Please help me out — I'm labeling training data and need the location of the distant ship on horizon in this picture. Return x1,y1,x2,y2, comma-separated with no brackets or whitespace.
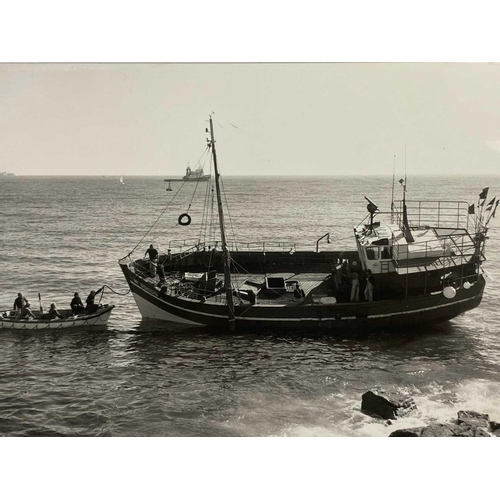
164,164,210,184
0,171,15,177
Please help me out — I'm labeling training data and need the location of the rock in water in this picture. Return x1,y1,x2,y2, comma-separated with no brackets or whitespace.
361,390,417,420
389,410,495,437
489,421,500,436
456,410,490,428
389,427,425,437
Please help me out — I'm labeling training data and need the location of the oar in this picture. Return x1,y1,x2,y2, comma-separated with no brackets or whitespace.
38,293,44,313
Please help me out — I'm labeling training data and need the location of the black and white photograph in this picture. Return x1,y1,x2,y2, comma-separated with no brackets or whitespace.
1,2,498,499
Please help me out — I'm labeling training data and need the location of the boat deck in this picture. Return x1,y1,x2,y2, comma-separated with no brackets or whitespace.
143,271,334,306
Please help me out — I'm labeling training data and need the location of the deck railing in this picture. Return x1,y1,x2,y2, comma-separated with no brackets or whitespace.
394,200,472,231
167,239,298,254
391,229,477,272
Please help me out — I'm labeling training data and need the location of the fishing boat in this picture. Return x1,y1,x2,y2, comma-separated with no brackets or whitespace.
0,304,115,330
119,117,496,332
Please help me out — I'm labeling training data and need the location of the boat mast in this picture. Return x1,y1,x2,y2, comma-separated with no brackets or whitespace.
209,115,236,330
391,154,396,224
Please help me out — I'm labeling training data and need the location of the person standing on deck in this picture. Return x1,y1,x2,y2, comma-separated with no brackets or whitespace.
364,270,374,302
156,260,166,282
145,244,158,261
145,245,159,277
350,272,360,302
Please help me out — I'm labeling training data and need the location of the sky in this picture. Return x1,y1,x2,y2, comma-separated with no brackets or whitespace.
2,62,500,177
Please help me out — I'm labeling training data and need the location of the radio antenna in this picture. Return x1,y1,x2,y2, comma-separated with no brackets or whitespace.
404,144,407,189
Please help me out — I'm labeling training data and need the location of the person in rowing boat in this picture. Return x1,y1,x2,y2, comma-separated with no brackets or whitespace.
86,287,104,314
13,292,27,312
16,301,36,320
48,303,64,320
70,293,85,315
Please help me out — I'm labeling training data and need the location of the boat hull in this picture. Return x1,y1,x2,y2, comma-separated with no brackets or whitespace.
164,176,211,182
183,175,210,182
0,305,115,330
120,263,484,331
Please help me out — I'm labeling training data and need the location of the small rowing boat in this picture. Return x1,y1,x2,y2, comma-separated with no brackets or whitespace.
0,304,115,330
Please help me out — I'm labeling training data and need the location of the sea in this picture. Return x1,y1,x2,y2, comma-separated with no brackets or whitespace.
1,174,500,438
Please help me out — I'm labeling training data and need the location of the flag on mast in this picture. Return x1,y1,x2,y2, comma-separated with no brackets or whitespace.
485,196,496,211
485,199,499,226
487,200,499,222
479,187,489,206
492,200,499,218
468,204,475,215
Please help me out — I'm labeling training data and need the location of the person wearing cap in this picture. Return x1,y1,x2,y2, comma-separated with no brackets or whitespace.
47,303,64,320
86,287,104,313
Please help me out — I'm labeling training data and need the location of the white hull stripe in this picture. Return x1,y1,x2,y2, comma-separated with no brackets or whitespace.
366,296,476,319
131,281,478,323
237,296,477,322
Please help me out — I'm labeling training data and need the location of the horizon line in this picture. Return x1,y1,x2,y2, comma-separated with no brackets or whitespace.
4,173,500,178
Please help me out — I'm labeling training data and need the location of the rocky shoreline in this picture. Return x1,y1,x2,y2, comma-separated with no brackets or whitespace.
361,390,500,437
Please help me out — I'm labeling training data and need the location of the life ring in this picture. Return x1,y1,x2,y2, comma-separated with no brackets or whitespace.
178,213,191,226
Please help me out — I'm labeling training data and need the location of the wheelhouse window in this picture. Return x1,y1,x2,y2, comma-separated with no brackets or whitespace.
366,247,380,260
381,246,392,260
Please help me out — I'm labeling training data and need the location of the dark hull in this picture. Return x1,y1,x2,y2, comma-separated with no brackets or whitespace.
120,263,484,332
164,176,211,182
183,175,210,181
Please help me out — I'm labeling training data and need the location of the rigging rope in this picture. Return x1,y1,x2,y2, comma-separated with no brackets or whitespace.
125,146,211,258
209,177,216,244
220,176,238,250
199,153,214,245
199,178,211,244
184,149,209,215
127,179,189,256
103,285,131,296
